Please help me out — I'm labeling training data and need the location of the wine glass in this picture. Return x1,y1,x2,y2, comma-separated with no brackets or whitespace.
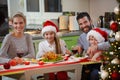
71,46,78,55
16,48,24,58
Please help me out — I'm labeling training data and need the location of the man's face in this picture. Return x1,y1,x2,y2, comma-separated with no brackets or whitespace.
77,16,92,33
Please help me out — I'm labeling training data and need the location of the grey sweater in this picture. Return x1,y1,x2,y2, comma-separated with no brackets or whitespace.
0,33,35,63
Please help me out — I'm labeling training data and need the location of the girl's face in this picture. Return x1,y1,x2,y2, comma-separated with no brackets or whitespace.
89,35,98,46
44,31,55,43
12,17,25,33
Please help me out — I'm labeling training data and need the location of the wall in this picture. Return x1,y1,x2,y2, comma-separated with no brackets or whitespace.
62,0,89,12
90,0,118,26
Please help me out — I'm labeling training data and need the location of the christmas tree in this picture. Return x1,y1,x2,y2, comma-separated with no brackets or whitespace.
99,0,120,80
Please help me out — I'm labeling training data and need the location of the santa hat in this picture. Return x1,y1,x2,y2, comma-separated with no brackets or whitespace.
41,20,59,36
87,28,108,43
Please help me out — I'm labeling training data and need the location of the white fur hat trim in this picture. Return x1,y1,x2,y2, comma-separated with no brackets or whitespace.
87,30,105,43
41,26,56,36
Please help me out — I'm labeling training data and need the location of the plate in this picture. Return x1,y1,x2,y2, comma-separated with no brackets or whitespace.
23,58,38,64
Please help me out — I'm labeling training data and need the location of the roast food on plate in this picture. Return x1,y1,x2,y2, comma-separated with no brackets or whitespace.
41,51,63,62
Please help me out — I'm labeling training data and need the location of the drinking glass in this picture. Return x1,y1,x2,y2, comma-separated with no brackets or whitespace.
16,48,24,58
71,46,78,55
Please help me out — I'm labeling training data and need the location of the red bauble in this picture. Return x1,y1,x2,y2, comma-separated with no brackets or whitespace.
110,22,118,32
111,72,120,80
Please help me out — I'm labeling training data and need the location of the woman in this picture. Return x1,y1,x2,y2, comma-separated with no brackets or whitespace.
0,12,35,80
0,12,35,63
36,20,70,80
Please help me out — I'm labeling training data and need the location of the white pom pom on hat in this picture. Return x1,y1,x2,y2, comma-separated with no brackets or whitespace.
87,28,108,43
41,20,59,36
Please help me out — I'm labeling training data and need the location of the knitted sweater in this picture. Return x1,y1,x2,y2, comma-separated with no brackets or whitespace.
0,33,35,63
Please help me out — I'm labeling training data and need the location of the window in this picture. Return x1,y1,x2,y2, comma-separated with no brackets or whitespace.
26,0,39,12
44,0,62,12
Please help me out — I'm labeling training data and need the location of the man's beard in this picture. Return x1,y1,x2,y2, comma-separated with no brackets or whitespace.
81,25,92,33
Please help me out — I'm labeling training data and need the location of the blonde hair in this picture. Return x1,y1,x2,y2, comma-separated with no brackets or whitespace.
54,36,62,54
12,12,26,24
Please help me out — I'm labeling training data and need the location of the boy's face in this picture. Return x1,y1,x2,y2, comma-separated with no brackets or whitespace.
44,31,55,43
77,16,92,33
89,35,98,46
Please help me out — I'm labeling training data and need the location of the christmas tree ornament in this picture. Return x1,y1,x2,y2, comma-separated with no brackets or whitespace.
114,5,120,15
118,47,120,49
115,31,120,41
111,58,120,64
110,21,118,32
100,70,109,80
110,30,115,37
109,52,114,55
111,71,120,80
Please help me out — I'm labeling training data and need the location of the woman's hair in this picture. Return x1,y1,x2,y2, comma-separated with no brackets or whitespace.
12,12,26,23
54,36,62,54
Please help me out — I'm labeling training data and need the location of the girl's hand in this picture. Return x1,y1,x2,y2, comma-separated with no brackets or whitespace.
65,49,71,54
87,45,98,55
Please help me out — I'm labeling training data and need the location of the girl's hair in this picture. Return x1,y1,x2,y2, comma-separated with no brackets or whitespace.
54,36,62,54
12,12,26,23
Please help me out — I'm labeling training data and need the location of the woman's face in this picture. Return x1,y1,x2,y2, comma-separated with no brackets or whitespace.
44,31,55,43
89,35,98,46
12,17,25,33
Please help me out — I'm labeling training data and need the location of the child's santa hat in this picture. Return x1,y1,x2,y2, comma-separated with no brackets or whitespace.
41,20,59,36
87,28,108,43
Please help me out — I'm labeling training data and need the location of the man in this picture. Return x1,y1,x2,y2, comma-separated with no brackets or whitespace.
76,12,110,80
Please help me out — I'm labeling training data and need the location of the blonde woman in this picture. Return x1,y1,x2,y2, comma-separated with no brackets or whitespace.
0,12,35,80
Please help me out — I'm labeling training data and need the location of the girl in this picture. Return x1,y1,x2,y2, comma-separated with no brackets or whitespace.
36,20,70,80
87,28,108,61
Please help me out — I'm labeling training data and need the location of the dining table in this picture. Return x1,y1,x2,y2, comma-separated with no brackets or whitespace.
0,56,101,80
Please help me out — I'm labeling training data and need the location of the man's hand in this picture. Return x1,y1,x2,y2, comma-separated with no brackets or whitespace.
75,46,83,54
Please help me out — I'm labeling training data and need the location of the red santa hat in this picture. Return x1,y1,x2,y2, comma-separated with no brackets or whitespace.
87,28,108,43
41,20,59,36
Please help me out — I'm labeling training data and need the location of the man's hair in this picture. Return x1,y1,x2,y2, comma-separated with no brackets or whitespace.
76,12,91,21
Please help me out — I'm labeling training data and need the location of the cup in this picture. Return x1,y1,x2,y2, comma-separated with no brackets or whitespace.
71,46,78,55
16,48,24,58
